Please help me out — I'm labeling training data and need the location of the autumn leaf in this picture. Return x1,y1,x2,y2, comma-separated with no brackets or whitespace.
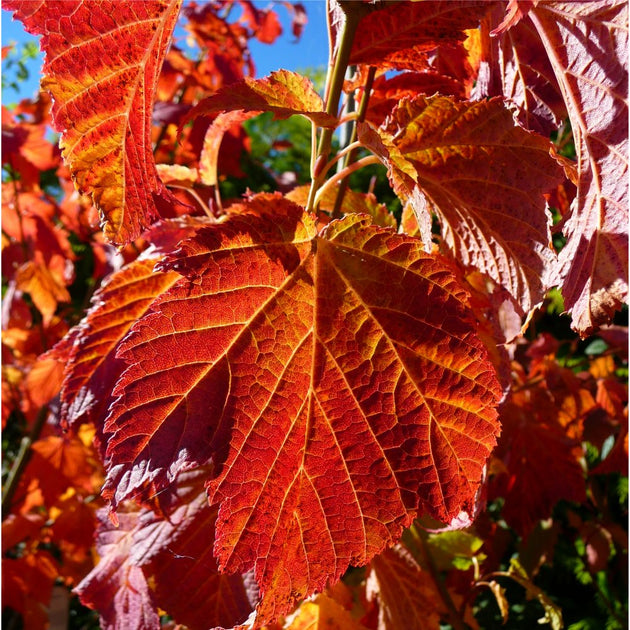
286,593,368,630
59,218,205,433
75,508,160,630
527,1,629,335
359,95,565,315
76,469,256,630
366,544,444,630
186,69,338,128
6,0,182,246
60,258,180,433
199,110,260,187
97,195,501,625
15,261,71,325
489,366,588,537
365,72,466,127
286,184,396,229
347,1,489,72
472,3,566,135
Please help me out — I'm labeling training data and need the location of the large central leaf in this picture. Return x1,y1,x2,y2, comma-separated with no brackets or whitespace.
103,196,501,624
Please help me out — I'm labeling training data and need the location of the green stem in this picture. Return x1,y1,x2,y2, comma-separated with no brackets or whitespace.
306,3,363,214
331,65,376,218
2,406,48,517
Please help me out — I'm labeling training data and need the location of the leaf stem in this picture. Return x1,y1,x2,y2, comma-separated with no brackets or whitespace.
167,184,214,219
314,155,380,209
306,2,363,214
331,65,376,218
2,405,48,517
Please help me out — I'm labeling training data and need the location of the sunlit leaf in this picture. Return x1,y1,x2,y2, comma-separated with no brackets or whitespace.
186,70,338,128
529,1,629,335
285,592,368,630
359,95,565,314
98,194,501,624
6,0,183,245
59,218,204,431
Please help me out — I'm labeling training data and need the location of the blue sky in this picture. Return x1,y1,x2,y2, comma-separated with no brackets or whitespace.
2,1,330,101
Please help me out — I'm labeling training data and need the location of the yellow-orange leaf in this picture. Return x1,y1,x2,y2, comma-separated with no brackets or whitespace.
7,0,182,246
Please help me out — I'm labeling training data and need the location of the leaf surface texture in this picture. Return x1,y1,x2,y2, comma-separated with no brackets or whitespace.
6,0,182,245
100,196,501,623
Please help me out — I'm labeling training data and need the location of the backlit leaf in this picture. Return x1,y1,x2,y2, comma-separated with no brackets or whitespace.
528,1,629,335
60,258,180,432
101,195,501,624
199,110,260,187
359,95,565,314
285,593,368,630
186,70,338,128
59,218,204,432
6,0,182,245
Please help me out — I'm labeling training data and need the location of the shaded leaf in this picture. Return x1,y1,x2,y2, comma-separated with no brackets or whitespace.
359,95,565,314
529,1,629,335
6,0,183,245
76,469,255,630
366,544,444,630
140,470,258,630
426,530,484,571
474,4,567,135
75,509,160,630
348,1,488,71
100,194,501,625
507,558,563,630
187,70,338,128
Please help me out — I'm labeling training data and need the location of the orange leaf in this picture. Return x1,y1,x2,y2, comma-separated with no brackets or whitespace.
96,195,501,625
359,95,565,315
6,0,183,245
286,593,368,630
15,261,71,325
199,110,260,187
186,69,338,128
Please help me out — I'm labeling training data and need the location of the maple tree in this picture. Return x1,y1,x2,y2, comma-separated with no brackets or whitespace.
1,1,627,629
